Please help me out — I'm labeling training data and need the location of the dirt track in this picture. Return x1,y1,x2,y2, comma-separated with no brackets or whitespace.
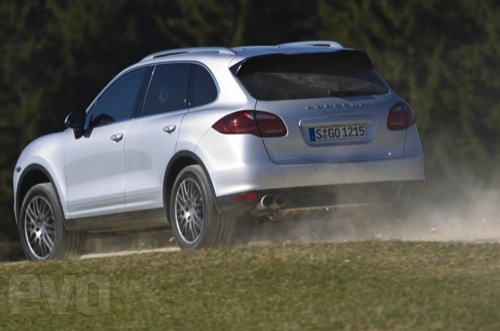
4,188,500,263
78,207,500,261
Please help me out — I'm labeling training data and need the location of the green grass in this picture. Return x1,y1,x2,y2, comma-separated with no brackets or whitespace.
1,241,499,330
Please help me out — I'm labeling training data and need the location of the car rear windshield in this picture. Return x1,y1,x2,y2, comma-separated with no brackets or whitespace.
234,50,389,101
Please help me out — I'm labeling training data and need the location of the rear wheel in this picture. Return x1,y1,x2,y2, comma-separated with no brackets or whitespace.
170,165,234,249
19,183,84,261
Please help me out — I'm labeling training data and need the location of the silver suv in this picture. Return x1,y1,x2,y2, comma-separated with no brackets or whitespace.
13,41,424,260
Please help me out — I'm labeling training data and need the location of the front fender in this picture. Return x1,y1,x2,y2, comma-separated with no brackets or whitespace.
13,131,72,220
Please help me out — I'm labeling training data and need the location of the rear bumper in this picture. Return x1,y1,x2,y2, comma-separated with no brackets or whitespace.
216,179,425,217
210,153,425,198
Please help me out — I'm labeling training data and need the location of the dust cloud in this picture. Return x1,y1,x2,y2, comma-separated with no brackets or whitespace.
237,186,500,245
83,183,500,257
83,231,175,256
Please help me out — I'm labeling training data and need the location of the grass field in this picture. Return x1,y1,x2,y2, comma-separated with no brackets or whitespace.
1,241,499,330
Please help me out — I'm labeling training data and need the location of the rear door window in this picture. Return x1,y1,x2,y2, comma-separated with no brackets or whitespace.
234,50,388,101
141,63,190,116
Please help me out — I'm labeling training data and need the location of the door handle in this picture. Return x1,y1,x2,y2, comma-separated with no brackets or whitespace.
111,133,124,142
163,125,177,134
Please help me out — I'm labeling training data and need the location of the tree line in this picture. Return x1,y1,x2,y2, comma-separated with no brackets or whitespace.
1,0,500,241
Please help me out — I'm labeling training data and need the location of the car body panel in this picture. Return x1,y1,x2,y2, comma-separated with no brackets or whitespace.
64,121,131,218
14,132,71,218
196,126,424,198
124,110,186,211
255,95,407,164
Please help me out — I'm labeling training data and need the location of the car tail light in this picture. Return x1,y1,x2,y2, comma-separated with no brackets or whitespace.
231,192,258,203
387,101,416,130
213,111,287,137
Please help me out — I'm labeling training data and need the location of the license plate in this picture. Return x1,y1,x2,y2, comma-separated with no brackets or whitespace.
309,125,366,141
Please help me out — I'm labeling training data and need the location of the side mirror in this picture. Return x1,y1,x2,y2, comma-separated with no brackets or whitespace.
64,110,86,139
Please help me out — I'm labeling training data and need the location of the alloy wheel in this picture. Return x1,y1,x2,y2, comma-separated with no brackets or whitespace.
174,178,205,244
23,196,56,259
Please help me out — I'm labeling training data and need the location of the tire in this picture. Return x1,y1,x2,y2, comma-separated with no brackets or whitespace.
18,183,84,261
170,165,235,249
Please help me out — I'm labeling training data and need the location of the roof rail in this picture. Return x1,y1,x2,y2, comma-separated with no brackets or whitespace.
141,47,236,62
278,40,343,48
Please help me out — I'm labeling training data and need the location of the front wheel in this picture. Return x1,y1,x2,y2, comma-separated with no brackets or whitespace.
19,183,84,261
170,165,234,249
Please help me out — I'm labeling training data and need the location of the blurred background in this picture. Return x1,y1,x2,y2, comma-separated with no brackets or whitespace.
1,0,500,258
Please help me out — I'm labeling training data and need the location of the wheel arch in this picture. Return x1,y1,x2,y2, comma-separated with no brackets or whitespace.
163,151,216,216
15,164,59,223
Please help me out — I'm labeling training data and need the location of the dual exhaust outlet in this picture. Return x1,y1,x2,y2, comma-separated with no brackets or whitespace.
256,193,288,212
251,185,420,217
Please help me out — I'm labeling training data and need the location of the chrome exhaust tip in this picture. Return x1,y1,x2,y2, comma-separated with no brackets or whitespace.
256,194,274,210
271,193,288,210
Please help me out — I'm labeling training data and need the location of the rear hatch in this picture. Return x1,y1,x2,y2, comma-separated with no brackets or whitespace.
234,50,406,164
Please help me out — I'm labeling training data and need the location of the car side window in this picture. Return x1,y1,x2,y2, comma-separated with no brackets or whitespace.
89,67,148,127
190,64,217,107
141,64,190,116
